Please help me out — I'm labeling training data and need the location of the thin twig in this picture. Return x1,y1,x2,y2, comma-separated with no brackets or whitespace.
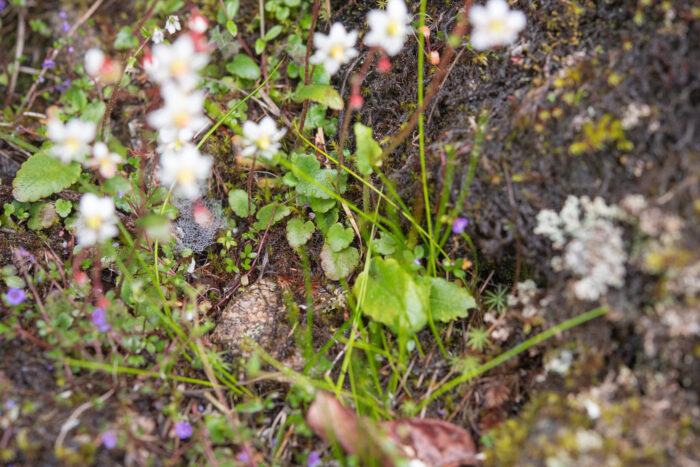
4,7,25,108
297,0,322,136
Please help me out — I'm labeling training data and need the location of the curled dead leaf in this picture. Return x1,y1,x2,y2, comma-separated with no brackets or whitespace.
306,392,478,466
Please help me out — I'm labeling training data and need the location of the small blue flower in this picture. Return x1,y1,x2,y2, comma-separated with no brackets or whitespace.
307,451,321,467
91,308,111,332
62,22,70,32
452,217,468,234
42,58,55,69
174,420,193,439
236,450,249,463
0,1,7,13
101,430,118,449
59,11,67,20
5,288,26,306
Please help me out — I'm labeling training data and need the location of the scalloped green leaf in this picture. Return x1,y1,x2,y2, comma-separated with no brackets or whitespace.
294,84,344,110
354,123,382,175
286,217,315,248
320,244,359,281
326,223,354,252
353,257,430,333
429,277,476,323
12,151,81,202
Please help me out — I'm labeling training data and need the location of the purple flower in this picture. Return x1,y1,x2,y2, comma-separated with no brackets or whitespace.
91,308,111,332
307,451,321,467
5,399,16,410
62,22,70,32
413,258,421,266
236,451,249,463
5,288,26,306
101,430,118,449
452,217,469,234
68,46,74,53
174,420,193,439
42,58,55,69
0,1,6,13
59,11,67,20
38,76,45,83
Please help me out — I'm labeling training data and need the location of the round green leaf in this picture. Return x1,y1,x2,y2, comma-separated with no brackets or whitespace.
286,217,315,248
13,151,82,202
294,84,344,110
227,54,261,80
320,244,359,281
228,189,254,217
353,257,429,333
429,277,476,323
326,223,354,252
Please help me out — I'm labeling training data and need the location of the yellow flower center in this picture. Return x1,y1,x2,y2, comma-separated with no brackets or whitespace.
174,111,191,128
170,59,188,76
86,215,102,230
488,20,506,34
65,138,80,153
177,168,196,185
330,45,345,61
387,20,400,36
257,137,271,150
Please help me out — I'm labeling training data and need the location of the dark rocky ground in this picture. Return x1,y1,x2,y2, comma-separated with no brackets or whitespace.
1,0,698,465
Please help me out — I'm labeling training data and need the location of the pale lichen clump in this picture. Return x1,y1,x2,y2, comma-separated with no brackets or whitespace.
535,195,626,301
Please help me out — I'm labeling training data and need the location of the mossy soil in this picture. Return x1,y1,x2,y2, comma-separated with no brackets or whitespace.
1,0,698,465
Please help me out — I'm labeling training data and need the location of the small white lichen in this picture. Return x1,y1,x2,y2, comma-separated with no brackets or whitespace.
535,196,627,301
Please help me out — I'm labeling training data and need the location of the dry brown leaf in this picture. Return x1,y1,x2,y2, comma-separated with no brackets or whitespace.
306,392,478,466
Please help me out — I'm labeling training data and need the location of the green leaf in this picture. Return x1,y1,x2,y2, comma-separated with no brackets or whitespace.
114,27,138,50
264,25,283,41
12,151,81,202
294,84,344,110
225,20,238,37
429,277,476,323
286,217,315,248
371,232,396,255
55,199,72,218
81,101,106,123
292,154,345,200
62,87,87,114
227,54,261,80
254,203,291,230
228,189,254,217
255,38,266,55
320,244,359,280
353,257,430,333
309,197,335,213
326,223,353,252
217,0,240,23
354,123,383,175
27,202,58,230
314,207,338,235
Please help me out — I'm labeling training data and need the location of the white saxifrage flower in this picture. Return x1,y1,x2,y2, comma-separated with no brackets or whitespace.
147,35,209,90
310,23,358,75
240,116,286,160
188,12,209,34
84,48,105,77
364,0,412,56
158,144,212,199
88,142,123,178
84,48,120,83
147,83,209,145
47,117,96,163
469,0,526,50
165,15,181,35
152,26,165,44
76,193,118,246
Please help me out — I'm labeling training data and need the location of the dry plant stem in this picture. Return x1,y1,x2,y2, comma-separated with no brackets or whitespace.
4,8,25,108
98,0,158,139
297,0,322,136
12,0,107,125
247,152,258,223
336,50,376,190
380,0,473,159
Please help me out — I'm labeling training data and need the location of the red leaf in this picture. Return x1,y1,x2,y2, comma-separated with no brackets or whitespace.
306,392,478,466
